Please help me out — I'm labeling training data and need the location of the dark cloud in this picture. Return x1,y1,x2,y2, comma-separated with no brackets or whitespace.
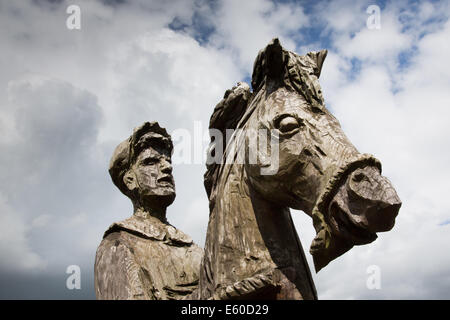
100,0,127,7
2,78,103,213
0,269,95,299
0,77,112,285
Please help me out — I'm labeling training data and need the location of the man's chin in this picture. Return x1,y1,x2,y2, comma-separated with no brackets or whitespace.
159,194,175,207
141,192,175,207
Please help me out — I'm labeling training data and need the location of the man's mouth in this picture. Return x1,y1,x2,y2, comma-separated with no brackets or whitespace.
157,176,173,185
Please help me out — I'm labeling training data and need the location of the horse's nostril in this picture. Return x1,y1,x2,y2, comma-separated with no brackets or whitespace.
348,166,382,199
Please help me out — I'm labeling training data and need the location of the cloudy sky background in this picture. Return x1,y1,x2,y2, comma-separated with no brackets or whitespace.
0,0,449,299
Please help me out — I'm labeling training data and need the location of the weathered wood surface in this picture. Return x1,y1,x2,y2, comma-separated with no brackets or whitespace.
198,38,401,299
94,122,203,300
95,39,401,300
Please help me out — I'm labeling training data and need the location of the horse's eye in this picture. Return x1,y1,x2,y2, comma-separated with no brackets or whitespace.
277,116,301,133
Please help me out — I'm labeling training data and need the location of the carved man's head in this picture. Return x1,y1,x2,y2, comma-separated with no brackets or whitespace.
109,122,175,210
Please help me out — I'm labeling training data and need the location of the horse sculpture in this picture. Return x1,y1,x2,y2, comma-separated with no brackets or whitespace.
196,39,401,300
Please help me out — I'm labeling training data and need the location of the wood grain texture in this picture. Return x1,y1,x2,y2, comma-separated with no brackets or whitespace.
94,122,203,300
199,38,401,299
95,39,401,300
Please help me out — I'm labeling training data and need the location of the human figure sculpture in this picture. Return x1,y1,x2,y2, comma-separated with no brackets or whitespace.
94,122,203,300
95,39,401,300
197,38,401,299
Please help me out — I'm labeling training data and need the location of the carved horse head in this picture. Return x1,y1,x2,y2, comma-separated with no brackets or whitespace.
199,39,401,300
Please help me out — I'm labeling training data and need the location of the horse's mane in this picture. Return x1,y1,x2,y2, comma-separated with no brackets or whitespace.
204,82,251,200
204,38,328,205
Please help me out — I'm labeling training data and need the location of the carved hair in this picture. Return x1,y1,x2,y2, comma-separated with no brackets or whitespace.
109,121,173,197
252,38,327,109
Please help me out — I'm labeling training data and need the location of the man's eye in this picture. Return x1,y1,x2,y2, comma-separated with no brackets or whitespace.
275,116,302,133
143,158,158,165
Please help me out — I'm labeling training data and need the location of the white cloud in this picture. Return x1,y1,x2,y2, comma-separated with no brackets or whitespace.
334,11,412,62
31,214,52,228
173,196,209,247
208,0,309,71
312,0,450,299
99,28,242,142
314,0,369,34
0,194,46,271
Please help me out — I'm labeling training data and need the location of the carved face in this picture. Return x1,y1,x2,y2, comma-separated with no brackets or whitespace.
245,87,400,253
204,39,401,272
246,87,353,213
125,136,175,208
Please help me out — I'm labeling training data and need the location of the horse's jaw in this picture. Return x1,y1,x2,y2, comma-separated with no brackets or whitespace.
310,154,401,272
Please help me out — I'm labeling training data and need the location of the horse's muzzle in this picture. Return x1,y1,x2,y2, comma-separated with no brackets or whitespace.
328,165,401,243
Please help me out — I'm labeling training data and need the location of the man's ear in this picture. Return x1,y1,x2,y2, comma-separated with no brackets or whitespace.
123,170,137,192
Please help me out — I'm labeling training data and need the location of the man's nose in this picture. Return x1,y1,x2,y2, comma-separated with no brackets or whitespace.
160,158,173,175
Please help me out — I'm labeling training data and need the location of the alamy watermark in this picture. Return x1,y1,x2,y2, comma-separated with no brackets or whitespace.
172,121,280,175
366,265,381,290
366,5,381,30
66,265,81,290
66,5,81,30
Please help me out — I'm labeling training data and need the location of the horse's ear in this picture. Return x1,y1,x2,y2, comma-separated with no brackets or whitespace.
251,38,285,91
307,49,328,78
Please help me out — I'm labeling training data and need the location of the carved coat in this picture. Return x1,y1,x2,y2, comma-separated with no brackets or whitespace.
94,213,203,300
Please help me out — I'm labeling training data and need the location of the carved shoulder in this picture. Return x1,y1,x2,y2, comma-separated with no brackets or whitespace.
94,231,152,300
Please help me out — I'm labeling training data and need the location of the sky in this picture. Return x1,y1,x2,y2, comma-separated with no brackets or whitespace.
0,0,449,299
